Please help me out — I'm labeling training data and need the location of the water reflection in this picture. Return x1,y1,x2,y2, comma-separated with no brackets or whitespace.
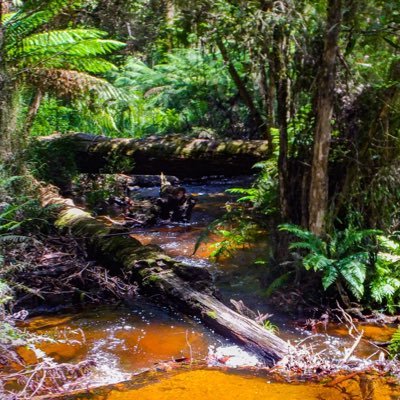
22,304,215,386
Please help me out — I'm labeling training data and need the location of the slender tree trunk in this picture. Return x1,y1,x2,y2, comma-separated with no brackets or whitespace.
308,0,342,236
272,28,290,220
0,1,14,165
216,37,265,138
258,57,274,148
165,0,175,50
24,89,43,136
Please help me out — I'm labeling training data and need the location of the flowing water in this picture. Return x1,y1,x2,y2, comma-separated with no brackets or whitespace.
21,177,400,399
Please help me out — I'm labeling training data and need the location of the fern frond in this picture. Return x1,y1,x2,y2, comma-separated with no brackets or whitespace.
28,69,124,101
388,327,400,357
0,235,29,245
339,259,367,299
321,265,339,290
5,0,72,44
303,253,332,272
264,271,293,297
337,228,380,255
279,224,325,253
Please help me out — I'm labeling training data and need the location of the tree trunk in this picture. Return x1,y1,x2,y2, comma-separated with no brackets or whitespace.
272,27,290,221
40,184,292,365
0,3,11,164
24,89,43,136
34,132,270,178
308,0,342,236
258,57,274,147
216,37,265,138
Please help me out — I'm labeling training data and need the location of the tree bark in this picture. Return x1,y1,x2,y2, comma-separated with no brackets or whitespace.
35,132,270,178
308,0,342,236
40,184,292,365
216,37,265,138
272,27,290,221
0,1,11,164
24,89,43,136
258,56,274,147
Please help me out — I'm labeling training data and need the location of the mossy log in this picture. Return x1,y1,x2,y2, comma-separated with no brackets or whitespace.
41,185,291,365
38,133,269,177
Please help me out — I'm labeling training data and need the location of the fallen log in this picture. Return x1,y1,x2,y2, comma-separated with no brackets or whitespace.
40,185,291,365
36,133,269,177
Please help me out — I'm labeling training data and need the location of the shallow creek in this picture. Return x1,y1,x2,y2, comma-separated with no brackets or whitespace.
22,177,400,399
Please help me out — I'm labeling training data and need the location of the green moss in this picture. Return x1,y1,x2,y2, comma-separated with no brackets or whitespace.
56,209,91,228
147,274,160,283
206,310,218,319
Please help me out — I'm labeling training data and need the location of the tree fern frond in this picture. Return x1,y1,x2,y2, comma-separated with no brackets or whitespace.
371,279,397,303
11,38,125,61
18,29,107,49
18,56,117,74
288,241,323,253
5,0,72,43
339,259,367,299
28,69,124,101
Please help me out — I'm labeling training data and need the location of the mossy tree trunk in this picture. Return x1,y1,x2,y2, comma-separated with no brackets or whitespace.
35,133,270,178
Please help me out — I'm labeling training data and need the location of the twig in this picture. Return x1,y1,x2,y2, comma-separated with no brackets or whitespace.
185,329,193,366
339,331,364,366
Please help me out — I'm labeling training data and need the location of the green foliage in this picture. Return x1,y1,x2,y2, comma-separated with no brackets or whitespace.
227,158,279,216
194,203,263,261
262,320,279,334
280,224,400,310
280,224,379,300
206,310,218,319
209,221,261,261
107,49,241,137
369,234,400,312
3,0,126,141
196,152,278,262
27,136,79,188
389,327,400,358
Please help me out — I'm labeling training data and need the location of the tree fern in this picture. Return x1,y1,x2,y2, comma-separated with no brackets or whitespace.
2,0,125,138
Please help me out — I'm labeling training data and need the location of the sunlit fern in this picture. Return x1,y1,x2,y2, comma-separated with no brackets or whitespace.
389,327,400,357
279,224,380,300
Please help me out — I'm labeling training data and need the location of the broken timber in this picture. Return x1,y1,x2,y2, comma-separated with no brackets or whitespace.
40,185,291,365
37,133,269,177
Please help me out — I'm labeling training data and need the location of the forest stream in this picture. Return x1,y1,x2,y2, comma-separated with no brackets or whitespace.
19,177,400,399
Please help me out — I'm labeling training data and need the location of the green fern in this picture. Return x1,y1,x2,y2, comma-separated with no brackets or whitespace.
389,327,400,357
280,224,379,301
264,271,293,297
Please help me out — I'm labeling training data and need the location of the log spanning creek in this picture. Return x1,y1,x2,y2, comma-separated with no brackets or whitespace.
21,178,400,399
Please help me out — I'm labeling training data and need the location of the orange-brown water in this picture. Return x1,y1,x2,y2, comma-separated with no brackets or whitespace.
103,370,400,400
21,306,214,377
